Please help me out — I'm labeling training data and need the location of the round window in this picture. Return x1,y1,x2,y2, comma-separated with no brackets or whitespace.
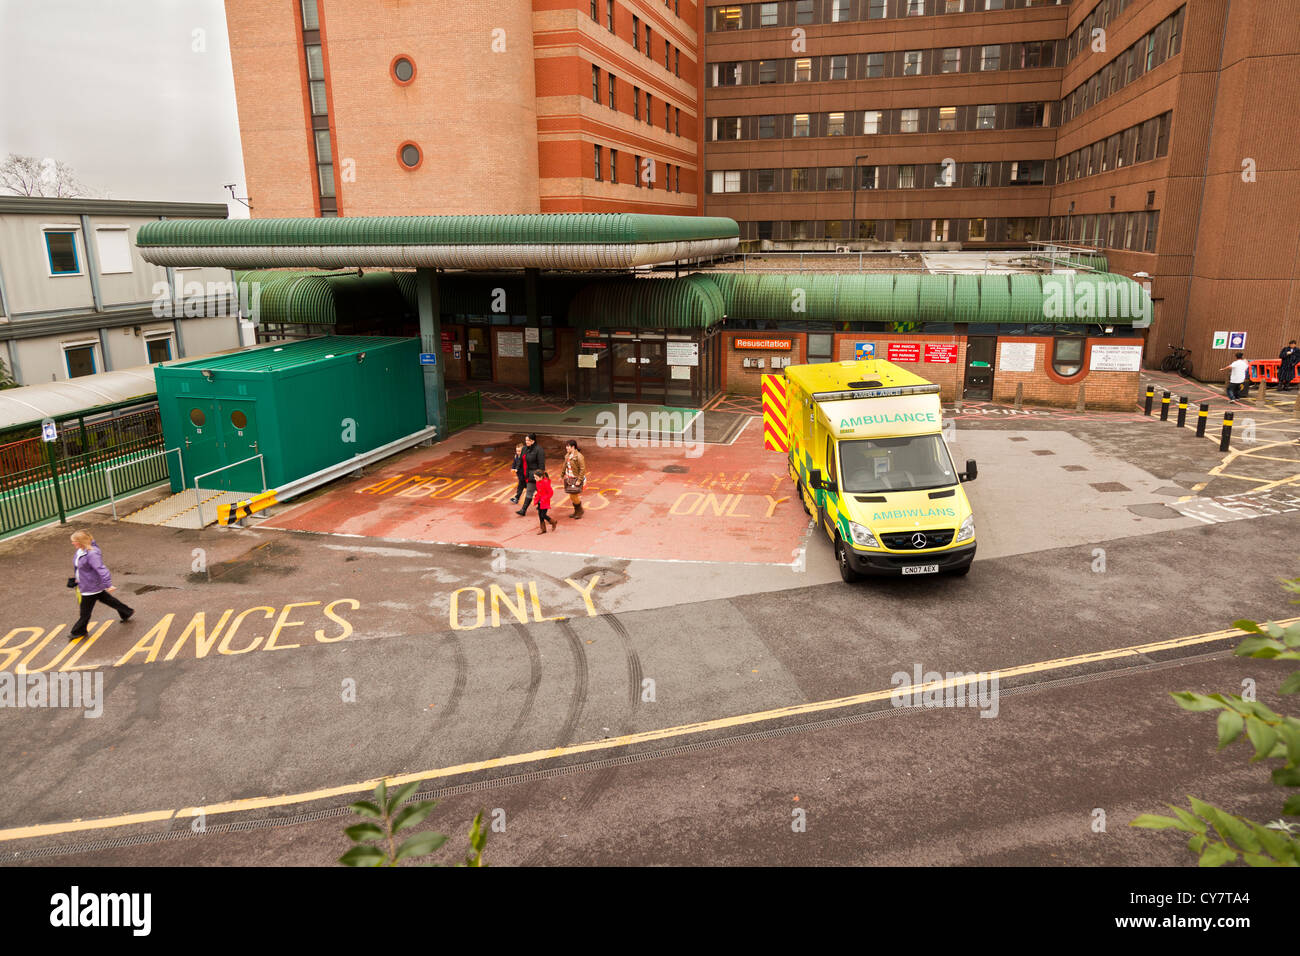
189,408,205,427
399,143,422,168
231,410,248,429
392,57,414,83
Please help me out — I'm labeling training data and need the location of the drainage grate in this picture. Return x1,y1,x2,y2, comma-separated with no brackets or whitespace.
1031,449,1055,456
1091,482,1131,493
1062,465,1088,472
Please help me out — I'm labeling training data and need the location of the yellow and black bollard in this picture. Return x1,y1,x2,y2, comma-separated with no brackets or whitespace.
1176,396,1188,428
1219,411,1234,452
1160,390,1171,421
1195,402,1209,437
1144,386,1155,416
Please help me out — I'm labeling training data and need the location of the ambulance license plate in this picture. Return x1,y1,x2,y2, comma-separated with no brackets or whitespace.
902,564,939,575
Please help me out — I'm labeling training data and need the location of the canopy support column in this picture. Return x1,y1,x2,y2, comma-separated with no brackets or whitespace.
416,268,448,437
525,267,542,395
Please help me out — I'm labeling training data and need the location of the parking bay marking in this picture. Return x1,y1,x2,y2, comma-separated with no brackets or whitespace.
2,618,1295,845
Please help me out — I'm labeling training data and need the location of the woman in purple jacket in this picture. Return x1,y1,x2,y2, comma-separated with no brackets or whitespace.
68,530,133,639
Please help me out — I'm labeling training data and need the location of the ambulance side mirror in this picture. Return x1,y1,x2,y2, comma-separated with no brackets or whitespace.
809,469,823,491
960,459,978,482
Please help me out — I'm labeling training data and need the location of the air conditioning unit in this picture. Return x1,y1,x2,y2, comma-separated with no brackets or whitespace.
835,245,849,253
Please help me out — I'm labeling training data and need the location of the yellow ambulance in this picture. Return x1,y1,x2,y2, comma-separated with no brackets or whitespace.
784,360,977,581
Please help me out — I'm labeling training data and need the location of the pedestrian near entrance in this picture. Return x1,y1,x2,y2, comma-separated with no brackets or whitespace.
68,530,133,640
515,433,546,516
1221,352,1249,401
563,439,587,519
509,443,526,503
535,471,558,534
1280,340,1299,392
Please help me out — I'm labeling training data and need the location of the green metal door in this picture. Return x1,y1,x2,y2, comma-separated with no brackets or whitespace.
175,399,222,492
217,400,262,490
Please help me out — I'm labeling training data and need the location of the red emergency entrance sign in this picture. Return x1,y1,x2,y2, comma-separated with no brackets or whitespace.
887,343,921,362
924,343,958,363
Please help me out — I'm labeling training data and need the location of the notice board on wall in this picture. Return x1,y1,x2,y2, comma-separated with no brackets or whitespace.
999,342,1037,372
498,331,524,358
1088,344,1142,371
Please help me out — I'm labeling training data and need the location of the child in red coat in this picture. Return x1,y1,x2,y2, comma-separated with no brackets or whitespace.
535,472,558,534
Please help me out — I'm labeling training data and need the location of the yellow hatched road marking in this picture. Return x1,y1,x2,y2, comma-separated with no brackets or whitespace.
2,618,1296,845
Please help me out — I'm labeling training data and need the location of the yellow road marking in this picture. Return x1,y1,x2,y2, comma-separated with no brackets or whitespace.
3,618,1297,845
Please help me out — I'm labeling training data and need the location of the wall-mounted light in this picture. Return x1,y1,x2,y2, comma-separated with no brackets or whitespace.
357,352,366,364
201,369,214,382
132,325,142,336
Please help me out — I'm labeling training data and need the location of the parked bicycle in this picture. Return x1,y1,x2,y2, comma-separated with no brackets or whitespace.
1160,344,1194,377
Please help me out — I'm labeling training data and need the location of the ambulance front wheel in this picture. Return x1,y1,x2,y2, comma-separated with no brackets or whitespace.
835,537,862,583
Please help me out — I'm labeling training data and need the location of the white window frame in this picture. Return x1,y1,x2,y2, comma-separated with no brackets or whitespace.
794,58,812,81
976,105,997,129
901,108,920,132
832,0,850,21
711,170,741,193
42,225,84,277
827,111,846,135
144,330,175,364
62,338,100,378
864,110,883,134
760,1,778,26
903,51,923,75
981,45,1001,70
94,225,134,275
792,113,811,137
931,219,950,241
941,48,961,72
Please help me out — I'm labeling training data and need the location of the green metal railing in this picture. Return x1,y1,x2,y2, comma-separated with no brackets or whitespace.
446,392,482,436
0,433,167,538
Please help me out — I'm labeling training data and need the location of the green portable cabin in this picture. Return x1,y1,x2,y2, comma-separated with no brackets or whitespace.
155,336,425,494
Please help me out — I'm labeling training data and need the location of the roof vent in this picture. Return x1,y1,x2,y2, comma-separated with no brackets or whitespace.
848,380,883,388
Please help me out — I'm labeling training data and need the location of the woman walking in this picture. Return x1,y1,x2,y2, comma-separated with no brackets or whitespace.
562,439,587,519
68,530,133,640
509,443,526,504
535,471,558,534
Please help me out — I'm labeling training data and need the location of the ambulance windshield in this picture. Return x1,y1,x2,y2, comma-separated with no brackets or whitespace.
837,435,957,493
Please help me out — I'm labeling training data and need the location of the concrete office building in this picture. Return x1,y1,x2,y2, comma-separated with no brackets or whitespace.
0,198,242,386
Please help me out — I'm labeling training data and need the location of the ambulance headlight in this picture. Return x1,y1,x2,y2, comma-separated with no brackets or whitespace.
956,514,975,542
848,522,877,548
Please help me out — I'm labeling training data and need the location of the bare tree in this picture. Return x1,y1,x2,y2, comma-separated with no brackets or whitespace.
0,153,89,198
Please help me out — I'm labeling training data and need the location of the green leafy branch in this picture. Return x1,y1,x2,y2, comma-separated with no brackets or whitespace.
1131,579,1300,866
339,779,488,867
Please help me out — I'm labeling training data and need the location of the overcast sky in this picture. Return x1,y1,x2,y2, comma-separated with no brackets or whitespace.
0,0,248,216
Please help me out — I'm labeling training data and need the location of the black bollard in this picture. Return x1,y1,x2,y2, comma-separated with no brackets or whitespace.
1144,387,1155,416
1195,402,1209,438
1160,390,1171,421
1220,411,1234,452
1176,396,1188,428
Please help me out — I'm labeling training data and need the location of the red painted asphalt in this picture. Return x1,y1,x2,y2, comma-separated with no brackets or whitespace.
262,423,810,563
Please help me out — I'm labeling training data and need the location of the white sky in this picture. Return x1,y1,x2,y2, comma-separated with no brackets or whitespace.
0,0,248,216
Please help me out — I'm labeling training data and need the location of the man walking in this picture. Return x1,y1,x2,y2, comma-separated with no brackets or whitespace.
515,433,546,516
1220,352,1249,402
1279,340,1299,392
68,530,133,640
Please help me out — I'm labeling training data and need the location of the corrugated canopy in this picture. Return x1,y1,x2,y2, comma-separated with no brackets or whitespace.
568,275,727,329
0,368,158,431
161,335,413,372
137,214,740,270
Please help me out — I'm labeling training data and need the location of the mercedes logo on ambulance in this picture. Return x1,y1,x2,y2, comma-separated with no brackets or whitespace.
911,533,928,548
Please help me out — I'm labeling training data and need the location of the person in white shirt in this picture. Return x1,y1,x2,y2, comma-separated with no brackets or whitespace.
1219,352,1250,402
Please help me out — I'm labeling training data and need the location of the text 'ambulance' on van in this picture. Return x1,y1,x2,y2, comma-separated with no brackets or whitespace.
784,360,977,581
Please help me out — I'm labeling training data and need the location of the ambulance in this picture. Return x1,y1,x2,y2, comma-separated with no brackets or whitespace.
784,360,977,581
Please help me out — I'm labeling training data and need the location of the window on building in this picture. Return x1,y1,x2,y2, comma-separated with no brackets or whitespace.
935,163,955,186
867,53,885,77
592,64,601,102
826,166,845,189
938,106,957,131
758,168,777,191
976,105,996,129
931,219,949,241
970,162,991,186
985,0,1004,9
894,219,913,241
864,110,883,134
666,42,671,70
1014,102,1045,127
675,106,681,134
830,55,847,80
941,48,960,72
300,0,319,29
945,0,964,11
796,0,814,24
832,0,850,21
314,129,335,197
901,108,919,132
759,60,777,84
759,115,776,138
146,333,173,364
793,113,810,136
1156,112,1171,155
1145,34,1156,71
827,111,846,135
1052,337,1083,376
858,165,878,188
903,51,923,75
645,24,652,57
857,219,878,240
594,144,603,181
716,116,741,139
305,44,327,114
758,220,774,240
609,73,617,109
608,0,615,31
712,170,742,193
591,0,599,21
760,1,777,26
968,218,986,240
1009,160,1044,185
675,48,680,75
44,231,80,275
634,86,642,117
63,342,97,378
868,0,887,18
981,45,1000,70
646,92,653,125
908,0,925,14
610,148,618,183
791,168,811,191
665,102,671,131
898,165,917,188
633,15,640,49
634,154,642,186
714,62,741,86
94,228,132,274
795,58,812,81
1145,210,1159,252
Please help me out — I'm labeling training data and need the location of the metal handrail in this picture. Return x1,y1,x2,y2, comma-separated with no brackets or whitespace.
192,454,265,527
105,447,184,519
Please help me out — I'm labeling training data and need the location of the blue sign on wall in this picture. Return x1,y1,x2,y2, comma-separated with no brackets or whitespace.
419,352,438,366
855,343,876,360
1228,332,1246,351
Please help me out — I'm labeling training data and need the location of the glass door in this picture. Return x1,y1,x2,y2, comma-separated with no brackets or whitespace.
612,339,638,402
639,340,667,404
963,336,996,400
466,326,493,380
